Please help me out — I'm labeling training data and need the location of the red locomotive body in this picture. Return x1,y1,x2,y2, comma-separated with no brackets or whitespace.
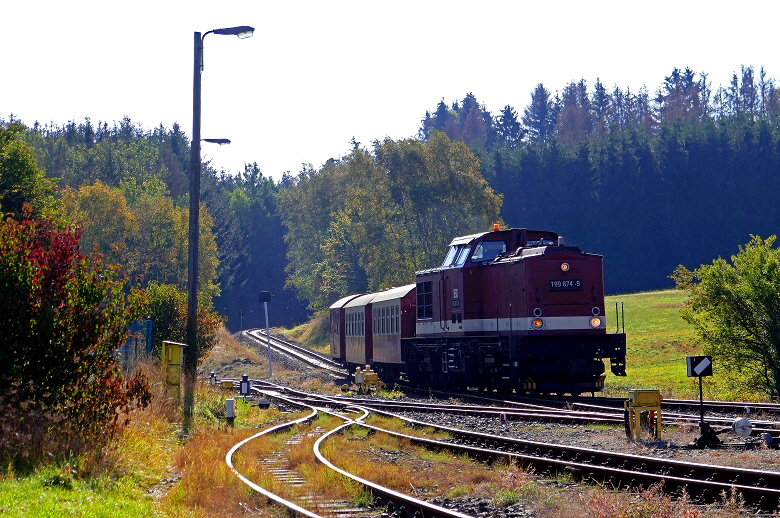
330,227,626,395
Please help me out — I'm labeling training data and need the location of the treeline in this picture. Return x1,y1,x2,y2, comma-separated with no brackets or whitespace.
8,64,780,324
17,117,305,329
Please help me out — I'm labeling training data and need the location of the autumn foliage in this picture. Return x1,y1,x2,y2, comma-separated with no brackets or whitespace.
0,207,152,467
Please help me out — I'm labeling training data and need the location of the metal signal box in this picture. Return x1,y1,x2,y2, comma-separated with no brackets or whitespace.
625,389,662,440
162,340,187,386
629,389,661,407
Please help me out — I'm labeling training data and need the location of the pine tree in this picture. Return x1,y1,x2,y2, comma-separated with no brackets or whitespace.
522,83,557,140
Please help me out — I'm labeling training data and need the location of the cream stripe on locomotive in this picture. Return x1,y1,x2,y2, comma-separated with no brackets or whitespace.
416,315,606,334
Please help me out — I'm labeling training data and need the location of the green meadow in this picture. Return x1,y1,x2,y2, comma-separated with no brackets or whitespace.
604,290,765,402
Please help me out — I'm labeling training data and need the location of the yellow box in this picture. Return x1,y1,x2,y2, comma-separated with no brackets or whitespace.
629,389,660,406
162,341,187,386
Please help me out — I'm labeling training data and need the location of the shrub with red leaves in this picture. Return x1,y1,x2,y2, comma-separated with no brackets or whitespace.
0,206,152,466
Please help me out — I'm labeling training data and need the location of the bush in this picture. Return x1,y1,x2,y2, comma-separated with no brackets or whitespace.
0,209,151,468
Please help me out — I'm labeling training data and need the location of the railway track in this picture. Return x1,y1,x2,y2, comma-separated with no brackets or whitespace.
236,381,780,513
227,387,475,517
243,329,347,377
224,336,780,512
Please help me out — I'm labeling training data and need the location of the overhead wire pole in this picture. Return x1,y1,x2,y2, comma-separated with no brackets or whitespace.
184,26,254,432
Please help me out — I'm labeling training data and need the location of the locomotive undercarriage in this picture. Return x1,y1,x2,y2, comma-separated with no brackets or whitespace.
403,333,626,395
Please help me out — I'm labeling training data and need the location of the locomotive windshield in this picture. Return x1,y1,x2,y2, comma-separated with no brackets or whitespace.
441,244,471,268
471,241,506,262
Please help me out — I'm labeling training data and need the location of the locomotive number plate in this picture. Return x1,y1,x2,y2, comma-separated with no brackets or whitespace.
549,279,582,291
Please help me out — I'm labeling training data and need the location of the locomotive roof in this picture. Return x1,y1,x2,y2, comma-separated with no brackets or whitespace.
448,228,559,247
448,231,489,246
370,284,415,303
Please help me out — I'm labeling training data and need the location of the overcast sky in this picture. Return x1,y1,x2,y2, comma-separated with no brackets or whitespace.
3,1,779,180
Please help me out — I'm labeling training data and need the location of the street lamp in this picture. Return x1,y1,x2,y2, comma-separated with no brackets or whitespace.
203,138,231,145
185,25,254,424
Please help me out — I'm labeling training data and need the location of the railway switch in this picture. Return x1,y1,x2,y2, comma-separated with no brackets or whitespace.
356,365,379,394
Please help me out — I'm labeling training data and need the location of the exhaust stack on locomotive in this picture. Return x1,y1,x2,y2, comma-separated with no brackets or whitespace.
330,226,626,395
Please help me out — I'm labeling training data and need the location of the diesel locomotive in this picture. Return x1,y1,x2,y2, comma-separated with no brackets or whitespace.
329,226,626,395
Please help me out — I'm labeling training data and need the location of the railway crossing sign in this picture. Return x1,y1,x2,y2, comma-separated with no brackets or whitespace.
686,356,713,377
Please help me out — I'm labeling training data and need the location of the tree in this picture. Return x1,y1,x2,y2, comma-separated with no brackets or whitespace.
671,236,780,398
279,134,502,310
522,83,557,140
0,121,57,220
132,282,223,362
61,180,220,301
555,80,592,145
496,105,522,148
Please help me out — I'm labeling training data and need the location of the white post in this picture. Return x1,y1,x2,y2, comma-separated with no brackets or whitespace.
264,301,272,377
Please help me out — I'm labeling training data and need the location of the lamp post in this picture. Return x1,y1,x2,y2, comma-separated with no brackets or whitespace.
185,25,254,425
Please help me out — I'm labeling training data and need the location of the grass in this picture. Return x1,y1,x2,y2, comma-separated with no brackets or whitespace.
0,328,308,517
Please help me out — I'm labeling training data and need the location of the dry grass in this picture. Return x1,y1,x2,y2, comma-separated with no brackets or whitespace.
324,426,519,500
277,314,329,352
159,381,311,516
199,326,298,381
162,427,268,515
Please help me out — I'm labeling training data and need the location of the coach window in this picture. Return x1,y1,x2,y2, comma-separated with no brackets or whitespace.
471,241,507,262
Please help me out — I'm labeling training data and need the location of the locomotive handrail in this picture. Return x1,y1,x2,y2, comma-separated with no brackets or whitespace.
439,276,449,331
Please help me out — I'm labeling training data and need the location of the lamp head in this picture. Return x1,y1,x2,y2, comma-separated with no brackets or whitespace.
203,138,231,146
213,26,255,39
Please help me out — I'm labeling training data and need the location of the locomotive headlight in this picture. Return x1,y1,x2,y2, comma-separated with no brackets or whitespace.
561,262,570,272
532,318,544,329
590,316,602,328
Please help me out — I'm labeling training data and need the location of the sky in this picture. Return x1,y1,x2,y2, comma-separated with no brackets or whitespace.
3,1,779,180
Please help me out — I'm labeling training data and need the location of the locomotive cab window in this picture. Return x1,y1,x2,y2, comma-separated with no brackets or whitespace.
471,241,506,262
442,244,471,268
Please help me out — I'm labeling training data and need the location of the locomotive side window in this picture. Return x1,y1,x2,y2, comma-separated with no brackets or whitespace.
471,241,506,262
417,281,433,319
